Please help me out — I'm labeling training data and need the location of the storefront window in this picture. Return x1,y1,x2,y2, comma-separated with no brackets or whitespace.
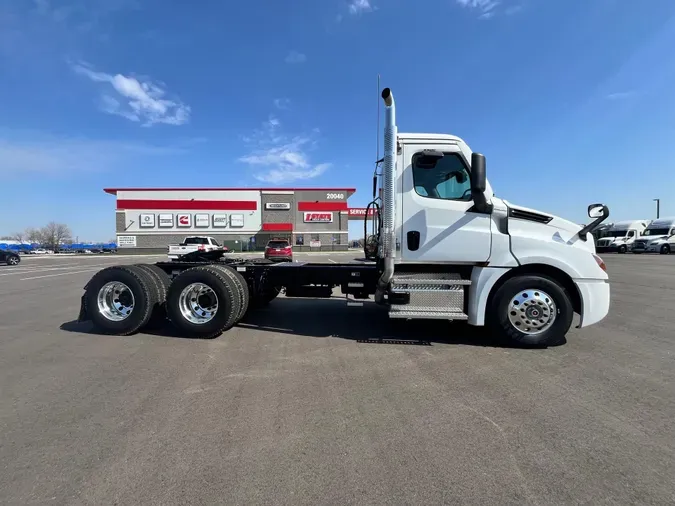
295,234,304,246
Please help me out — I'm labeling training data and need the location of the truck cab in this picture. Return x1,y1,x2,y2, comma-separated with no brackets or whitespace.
632,218,675,254
595,220,650,254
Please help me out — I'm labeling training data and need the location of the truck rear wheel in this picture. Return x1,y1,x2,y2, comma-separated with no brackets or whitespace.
135,264,171,329
489,275,573,347
85,265,157,335
209,265,250,322
165,265,242,339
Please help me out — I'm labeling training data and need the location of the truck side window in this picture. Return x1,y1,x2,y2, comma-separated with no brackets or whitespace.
412,152,472,201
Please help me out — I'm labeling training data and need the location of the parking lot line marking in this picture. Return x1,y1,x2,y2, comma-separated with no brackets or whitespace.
0,263,127,277
328,259,337,263
20,269,102,281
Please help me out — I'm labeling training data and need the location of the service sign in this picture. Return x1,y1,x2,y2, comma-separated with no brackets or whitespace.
304,212,333,223
212,214,228,228
139,213,155,228
158,214,174,227
347,208,377,217
230,214,244,228
176,213,191,227
265,202,291,210
117,235,137,247
194,213,210,228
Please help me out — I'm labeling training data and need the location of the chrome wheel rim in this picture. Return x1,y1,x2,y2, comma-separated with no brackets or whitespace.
179,283,218,324
507,289,556,335
97,281,135,321
8,256,19,265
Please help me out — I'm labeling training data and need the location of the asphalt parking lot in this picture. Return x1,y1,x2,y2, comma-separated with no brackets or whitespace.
1,252,674,505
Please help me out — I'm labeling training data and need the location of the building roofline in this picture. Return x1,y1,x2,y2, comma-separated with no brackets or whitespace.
104,187,357,196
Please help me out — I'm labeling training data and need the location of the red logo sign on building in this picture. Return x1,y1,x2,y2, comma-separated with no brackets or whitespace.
303,212,333,223
177,213,191,227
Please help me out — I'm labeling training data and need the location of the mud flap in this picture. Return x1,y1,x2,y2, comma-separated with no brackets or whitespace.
77,293,89,322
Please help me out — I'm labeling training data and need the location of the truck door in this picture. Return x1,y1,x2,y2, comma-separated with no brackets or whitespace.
400,144,492,263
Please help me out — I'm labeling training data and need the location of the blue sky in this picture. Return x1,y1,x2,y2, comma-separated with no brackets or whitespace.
1,0,675,241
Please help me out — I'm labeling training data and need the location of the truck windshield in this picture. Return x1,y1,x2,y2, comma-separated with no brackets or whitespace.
643,228,671,236
604,231,629,237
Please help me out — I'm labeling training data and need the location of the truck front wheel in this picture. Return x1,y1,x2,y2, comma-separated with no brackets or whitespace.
488,275,573,347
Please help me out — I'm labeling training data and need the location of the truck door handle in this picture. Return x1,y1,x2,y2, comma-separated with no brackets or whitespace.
407,231,420,251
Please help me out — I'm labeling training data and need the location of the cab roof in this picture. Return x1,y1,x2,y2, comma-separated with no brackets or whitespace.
397,132,464,143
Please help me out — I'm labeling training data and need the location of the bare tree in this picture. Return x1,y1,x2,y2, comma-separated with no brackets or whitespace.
39,222,72,250
24,227,43,243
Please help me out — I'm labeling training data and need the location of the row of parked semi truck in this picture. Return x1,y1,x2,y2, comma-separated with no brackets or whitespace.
593,217,675,254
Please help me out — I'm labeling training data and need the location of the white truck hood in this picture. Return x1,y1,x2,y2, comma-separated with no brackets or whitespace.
503,201,597,253
505,202,582,235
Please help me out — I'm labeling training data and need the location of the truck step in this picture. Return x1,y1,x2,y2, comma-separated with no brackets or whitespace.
390,273,471,292
388,308,469,320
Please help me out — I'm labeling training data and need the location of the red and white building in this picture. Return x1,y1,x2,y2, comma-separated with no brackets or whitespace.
106,187,368,253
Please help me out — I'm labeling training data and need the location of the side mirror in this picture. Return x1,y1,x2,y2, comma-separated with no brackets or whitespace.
470,153,486,193
588,204,604,219
415,149,444,169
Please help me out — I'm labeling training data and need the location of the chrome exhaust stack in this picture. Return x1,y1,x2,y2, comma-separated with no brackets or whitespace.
375,87,397,304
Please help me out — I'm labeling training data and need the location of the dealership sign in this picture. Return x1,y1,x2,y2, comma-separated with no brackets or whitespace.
195,213,209,228
304,212,333,223
212,214,228,227
158,214,174,227
265,202,291,210
347,208,377,217
177,214,191,227
230,214,244,228
139,213,155,228
117,235,137,247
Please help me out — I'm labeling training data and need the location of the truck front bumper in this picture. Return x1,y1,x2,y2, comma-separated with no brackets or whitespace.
575,279,610,328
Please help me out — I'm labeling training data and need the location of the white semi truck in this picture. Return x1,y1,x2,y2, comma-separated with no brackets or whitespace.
76,88,611,347
595,220,650,254
632,217,675,254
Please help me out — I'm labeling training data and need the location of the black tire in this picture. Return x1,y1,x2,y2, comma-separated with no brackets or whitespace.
135,264,172,329
618,245,627,254
6,255,20,266
84,265,156,335
660,244,670,255
488,275,573,348
165,265,242,339
209,264,250,323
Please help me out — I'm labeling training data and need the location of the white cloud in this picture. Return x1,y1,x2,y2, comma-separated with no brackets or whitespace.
348,0,373,15
71,61,190,126
238,117,330,184
456,0,500,18
274,98,291,110
0,131,184,176
605,91,636,100
285,51,306,64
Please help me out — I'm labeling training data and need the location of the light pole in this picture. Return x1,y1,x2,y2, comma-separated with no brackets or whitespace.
653,199,660,219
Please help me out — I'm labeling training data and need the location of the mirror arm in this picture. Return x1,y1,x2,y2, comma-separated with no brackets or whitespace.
578,205,610,241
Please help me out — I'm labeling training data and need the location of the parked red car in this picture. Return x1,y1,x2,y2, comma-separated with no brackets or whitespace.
264,239,292,262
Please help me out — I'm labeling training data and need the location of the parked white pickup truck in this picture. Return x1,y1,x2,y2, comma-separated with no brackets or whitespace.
168,236,227,260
